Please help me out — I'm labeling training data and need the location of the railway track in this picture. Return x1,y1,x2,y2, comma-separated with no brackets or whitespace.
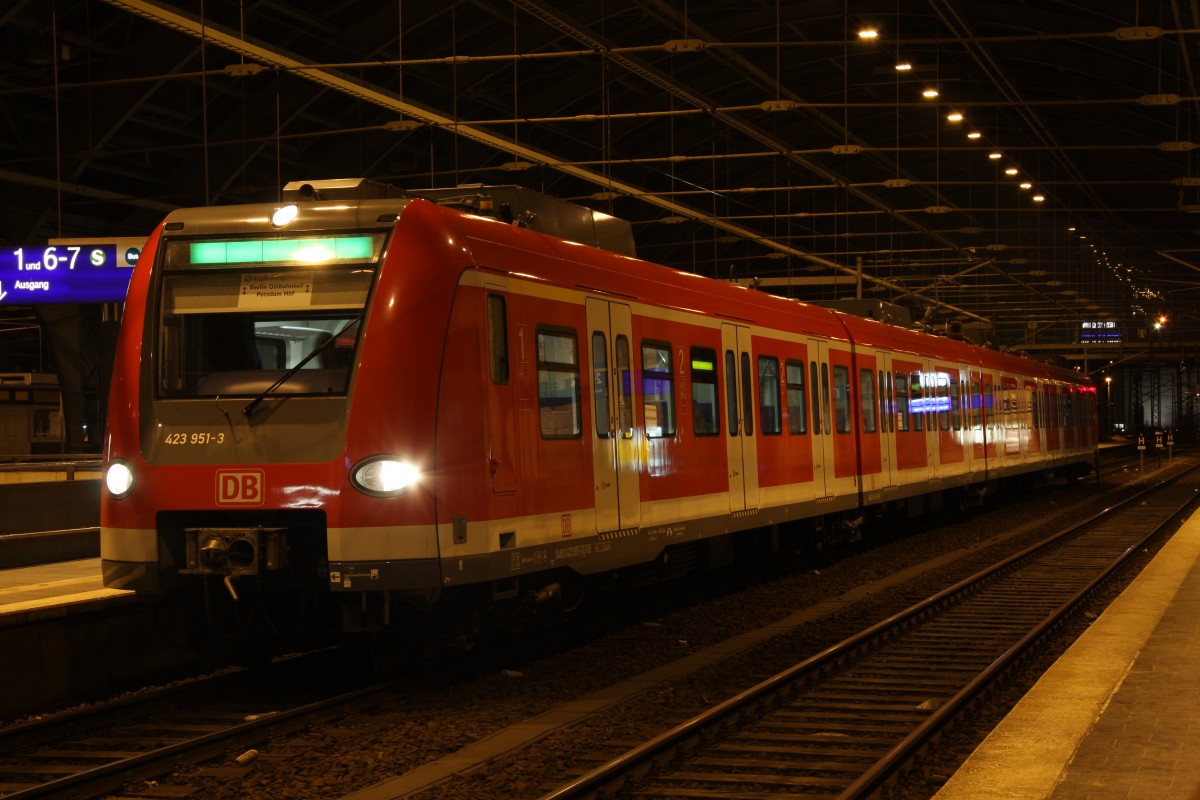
0,652,392,800
539,464,1200,800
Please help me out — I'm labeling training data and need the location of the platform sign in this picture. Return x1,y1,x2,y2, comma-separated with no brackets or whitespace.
0,237,142,305
1156,431,1164,449
1137,434,1145,450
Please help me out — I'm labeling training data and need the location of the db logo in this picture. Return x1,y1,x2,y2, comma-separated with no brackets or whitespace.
216,469,265,505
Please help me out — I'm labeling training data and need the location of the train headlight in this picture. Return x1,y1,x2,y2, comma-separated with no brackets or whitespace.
105,460,135,499
350,456,420,497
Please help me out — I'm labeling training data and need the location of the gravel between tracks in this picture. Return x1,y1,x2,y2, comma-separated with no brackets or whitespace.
120,466,1163,800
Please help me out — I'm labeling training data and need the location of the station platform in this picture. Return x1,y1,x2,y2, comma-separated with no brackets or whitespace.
935,506,1200,799
0,557,129,622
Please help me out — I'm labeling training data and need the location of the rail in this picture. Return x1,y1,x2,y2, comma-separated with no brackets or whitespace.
538,464,1200,800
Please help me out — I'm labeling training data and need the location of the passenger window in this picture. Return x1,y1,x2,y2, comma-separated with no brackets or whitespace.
860,369,877,433
950,378,961,430
810,361,822,435
725,350,739,435
592,332,609,439
785,360,807,434
895,372,909,432
758,356,782,435
486,294,509,384
615,335,633,437
691,347,719,436
938,375,951,431
821,363,832,435
642,342,676,438
878,370,890,433
911,372,924,432
740,352,754,436
885,371,895,433
971,380,982,428
833,365,851,434
536,329,581,439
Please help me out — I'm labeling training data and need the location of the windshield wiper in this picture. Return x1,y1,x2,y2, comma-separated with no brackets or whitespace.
242,314,362,419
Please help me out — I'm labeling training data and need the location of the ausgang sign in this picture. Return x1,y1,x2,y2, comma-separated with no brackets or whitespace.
0,237,143,305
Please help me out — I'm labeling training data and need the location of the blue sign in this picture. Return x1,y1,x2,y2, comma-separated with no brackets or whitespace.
0,242,137,304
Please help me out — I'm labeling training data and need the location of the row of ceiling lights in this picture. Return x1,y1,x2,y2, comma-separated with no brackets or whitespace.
857,27,1046,204
854,25,1145,328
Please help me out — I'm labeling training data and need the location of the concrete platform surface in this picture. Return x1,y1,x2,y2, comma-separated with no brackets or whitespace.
935,507,1200,800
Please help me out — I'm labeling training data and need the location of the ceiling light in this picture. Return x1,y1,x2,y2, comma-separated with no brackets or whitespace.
1033,195,1046,202
988,151,1002,160
1020,182,1033,189
858,28,879,40
895,62,912,71
946,112,963,122
967,131,982,139
1005,168,1019,176
922,89,939,99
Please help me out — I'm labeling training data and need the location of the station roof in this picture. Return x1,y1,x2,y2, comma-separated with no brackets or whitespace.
2,1,1198,369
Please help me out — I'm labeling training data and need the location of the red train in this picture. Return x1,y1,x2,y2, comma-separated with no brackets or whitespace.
101,180,1097,652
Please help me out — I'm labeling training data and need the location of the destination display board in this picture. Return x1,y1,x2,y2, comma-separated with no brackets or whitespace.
0,238,142,305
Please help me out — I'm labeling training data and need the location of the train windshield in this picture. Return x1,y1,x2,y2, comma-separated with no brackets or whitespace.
155,233,384,399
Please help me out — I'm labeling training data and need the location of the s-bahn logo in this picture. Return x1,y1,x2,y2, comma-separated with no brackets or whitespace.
216,469,265,506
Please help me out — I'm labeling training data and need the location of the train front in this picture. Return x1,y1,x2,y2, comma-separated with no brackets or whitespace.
100,191,445,651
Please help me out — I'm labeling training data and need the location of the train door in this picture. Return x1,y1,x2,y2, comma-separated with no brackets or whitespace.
586,298,641,532
808,338,834,500
721,324,760,512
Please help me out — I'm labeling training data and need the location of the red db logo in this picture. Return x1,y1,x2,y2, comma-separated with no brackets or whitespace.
216,469,264,506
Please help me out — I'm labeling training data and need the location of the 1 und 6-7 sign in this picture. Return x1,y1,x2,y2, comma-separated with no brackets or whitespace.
0,238,142,305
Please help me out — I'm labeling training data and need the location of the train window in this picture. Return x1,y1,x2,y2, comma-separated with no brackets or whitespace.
860,369,877,433
886,371,895,433
642,342,676,438
810,362,822,435
691,347,719,436
833,365,851,434
592,332,610,439
740,352,755,436
971,380,982,428
821,363,832,435
157,234,382,399
758,356,782,435
785,360,807,434
935,375,951,431
894,372,909,432
486,294,509,384
910,373,924,432
615,336,634,437
536,329,582,439
1031,387,1040,430
878,370,892,434
950,379,962,431
726,351,739,435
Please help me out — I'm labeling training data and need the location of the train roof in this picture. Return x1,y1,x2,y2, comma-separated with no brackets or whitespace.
426,200,1090,388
